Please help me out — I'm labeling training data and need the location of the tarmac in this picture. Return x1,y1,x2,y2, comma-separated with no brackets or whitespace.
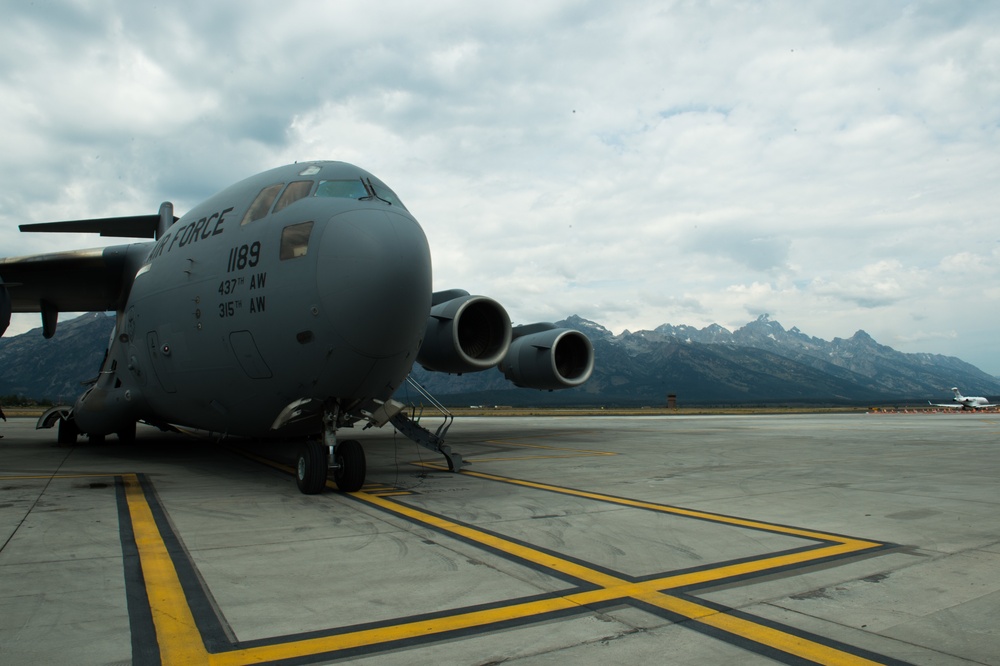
1,412,998,665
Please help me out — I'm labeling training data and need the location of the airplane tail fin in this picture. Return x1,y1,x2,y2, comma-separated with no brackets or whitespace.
951,387,963,399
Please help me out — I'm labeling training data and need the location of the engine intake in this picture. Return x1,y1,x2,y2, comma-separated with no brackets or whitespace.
499,324,595,390
417,291,512,374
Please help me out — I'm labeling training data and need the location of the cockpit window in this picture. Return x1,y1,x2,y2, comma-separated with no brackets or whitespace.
240,183,283,226
280,221,314,260
315,179,370,200
273,180,315,215
315,177,408,210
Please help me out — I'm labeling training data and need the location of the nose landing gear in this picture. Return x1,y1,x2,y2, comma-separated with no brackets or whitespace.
332,439,365,491
295,440,328,494
295,439,366,494
295,404,367,494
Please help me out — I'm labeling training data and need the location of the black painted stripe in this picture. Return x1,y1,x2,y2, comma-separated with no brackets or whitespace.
116,476,162,666
135,473,234,653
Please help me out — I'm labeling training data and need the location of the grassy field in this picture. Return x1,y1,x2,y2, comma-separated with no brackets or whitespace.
3,407,52,419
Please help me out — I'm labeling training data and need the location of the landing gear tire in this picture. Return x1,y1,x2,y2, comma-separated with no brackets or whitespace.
333,439,366,492
296,440,328,495
57,418,78,445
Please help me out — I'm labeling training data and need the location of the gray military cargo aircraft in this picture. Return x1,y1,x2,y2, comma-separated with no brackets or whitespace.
0,161,594,494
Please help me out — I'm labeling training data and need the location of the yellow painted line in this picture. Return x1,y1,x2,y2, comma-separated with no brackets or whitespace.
121,473,211,663
211,578,874,665
357,491,627,588
204,490,882,665
230,450,292,471
462,453,611,462
115,473,614,664
426,435,617,463
644,539,873,591
636,592,887,666
458,468,883,546
480,437,616,457
481,430,602,444
0,473,121,480
135,451,892,664
209,594,584,665
353,489,880,594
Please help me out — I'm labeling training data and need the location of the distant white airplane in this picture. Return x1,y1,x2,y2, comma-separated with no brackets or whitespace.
929,387,996,410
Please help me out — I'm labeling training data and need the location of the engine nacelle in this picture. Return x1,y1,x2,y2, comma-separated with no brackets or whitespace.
499,324,595,390
0,280,10,337
417,291,512,374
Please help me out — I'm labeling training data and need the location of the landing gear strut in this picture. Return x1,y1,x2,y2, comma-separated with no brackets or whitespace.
294,404,367,495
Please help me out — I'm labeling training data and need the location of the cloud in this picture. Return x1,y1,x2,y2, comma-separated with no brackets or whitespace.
809,260,914,308
2,1,1000,373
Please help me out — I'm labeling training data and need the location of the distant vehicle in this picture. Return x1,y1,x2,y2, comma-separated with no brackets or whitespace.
0,161,594,493
929,387,996,410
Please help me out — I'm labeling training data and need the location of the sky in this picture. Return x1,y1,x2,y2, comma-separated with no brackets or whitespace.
2,1,999,374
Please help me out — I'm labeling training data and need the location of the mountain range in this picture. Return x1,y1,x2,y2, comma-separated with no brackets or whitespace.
2,312,998,406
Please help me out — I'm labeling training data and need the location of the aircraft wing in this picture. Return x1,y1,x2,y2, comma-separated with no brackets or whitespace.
1,209,174,337
0,244,149,337
929,402,964,409
19,215,161,238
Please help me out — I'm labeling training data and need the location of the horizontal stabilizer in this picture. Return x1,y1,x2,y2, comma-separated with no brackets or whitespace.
20,214,173,239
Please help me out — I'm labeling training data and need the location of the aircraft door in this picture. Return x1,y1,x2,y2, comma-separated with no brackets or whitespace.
229,330,273,379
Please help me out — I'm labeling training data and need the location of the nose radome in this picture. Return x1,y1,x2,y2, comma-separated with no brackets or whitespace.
317,208,432,358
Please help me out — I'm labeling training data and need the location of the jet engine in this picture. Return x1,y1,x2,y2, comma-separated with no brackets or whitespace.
498,324,595,390
0,280,10,337
417,290,512,374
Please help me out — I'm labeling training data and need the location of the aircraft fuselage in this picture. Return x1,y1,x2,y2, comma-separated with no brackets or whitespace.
76,161,432,436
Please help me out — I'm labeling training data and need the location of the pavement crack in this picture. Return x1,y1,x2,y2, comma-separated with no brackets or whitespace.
0,445,76,555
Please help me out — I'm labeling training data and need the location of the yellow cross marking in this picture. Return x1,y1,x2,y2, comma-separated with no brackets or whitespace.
116,465,894,665
2,460,897,664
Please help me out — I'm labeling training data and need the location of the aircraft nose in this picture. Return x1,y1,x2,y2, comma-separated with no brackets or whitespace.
317,208,432,358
